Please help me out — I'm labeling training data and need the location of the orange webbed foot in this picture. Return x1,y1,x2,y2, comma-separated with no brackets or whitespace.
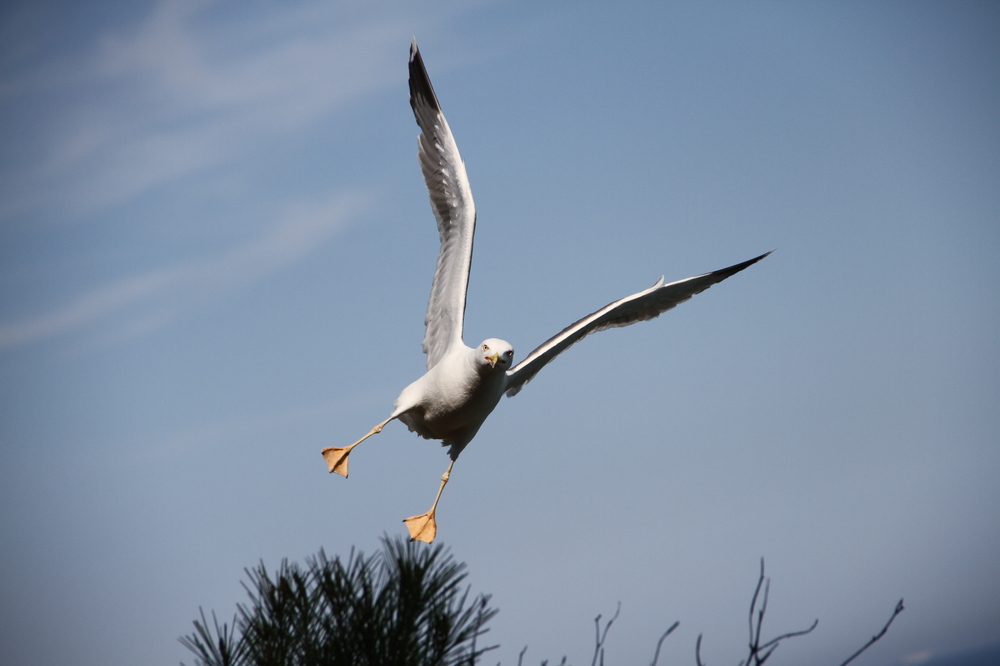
403,510,437,543
321,445,354,477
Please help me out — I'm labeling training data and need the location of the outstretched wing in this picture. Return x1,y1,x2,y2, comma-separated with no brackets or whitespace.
504,251,773,396
409,39,477,370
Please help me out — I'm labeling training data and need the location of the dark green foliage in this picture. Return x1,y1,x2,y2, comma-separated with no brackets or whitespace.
181,537,497,666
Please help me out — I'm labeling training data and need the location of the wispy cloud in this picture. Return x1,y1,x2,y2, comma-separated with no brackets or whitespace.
0,191,367,349
0,0,457,349
0,0,416,222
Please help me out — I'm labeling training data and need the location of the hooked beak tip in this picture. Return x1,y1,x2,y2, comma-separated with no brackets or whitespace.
486,352,500,368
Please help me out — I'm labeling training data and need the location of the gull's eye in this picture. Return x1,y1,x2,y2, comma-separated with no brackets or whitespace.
483,344,490,351
505,350,513,357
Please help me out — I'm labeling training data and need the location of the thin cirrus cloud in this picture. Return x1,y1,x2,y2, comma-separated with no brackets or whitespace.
0,192,368,350
0,1,431,349
0,1,411,222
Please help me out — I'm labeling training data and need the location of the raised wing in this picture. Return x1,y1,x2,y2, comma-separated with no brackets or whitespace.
504,251,773,396
409,39,477,369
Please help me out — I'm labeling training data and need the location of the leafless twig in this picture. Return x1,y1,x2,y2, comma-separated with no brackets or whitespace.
649,621,679,666
590,602,621,666
838,598,905,666
735,558,818,666
512,562,901,666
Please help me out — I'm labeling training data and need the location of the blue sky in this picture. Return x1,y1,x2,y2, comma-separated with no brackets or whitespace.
1,2,998,665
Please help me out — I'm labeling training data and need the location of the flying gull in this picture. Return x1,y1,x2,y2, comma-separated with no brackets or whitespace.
322,39,771,543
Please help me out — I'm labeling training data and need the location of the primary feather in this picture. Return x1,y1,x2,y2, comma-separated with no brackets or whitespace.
409,40,477,370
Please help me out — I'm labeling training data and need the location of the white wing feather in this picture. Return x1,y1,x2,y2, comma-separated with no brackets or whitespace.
409,40,477,369
504,251,773,396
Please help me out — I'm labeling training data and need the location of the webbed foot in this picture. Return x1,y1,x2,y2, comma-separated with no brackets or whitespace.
321,417,395,477
321,444,355,476
403,510,437,543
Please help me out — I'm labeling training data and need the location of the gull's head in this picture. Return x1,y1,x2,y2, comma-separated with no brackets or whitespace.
477,338,514,372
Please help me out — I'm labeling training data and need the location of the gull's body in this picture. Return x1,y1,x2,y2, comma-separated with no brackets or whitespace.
322,40,771,542
394,338,511,458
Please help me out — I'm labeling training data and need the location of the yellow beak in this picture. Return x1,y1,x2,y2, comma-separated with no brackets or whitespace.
486,352,500,368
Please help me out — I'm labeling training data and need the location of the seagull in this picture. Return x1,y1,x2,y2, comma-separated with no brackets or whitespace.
322,39,771,543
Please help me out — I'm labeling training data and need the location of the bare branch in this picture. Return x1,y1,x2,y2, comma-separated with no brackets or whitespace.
696,633,706,666
649,621,679,666
748,557,766,648
839,598,905,666
590,602,621,666
754,577,770,654
759,618,819,651
738,558,821,666
758,644,779,665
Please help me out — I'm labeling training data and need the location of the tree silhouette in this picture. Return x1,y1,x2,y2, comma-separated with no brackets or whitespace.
183,546,902,666
181,536,497,666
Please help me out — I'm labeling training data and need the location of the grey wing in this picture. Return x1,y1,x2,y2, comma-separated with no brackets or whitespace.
504,250,773,396
409,39,477,370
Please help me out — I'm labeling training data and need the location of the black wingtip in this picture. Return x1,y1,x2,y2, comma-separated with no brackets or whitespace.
712,249,774,280
408,38,441,113
753,248,776,264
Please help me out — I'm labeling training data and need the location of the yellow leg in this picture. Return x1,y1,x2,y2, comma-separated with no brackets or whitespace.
321,416,394,477
404,459,455,543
